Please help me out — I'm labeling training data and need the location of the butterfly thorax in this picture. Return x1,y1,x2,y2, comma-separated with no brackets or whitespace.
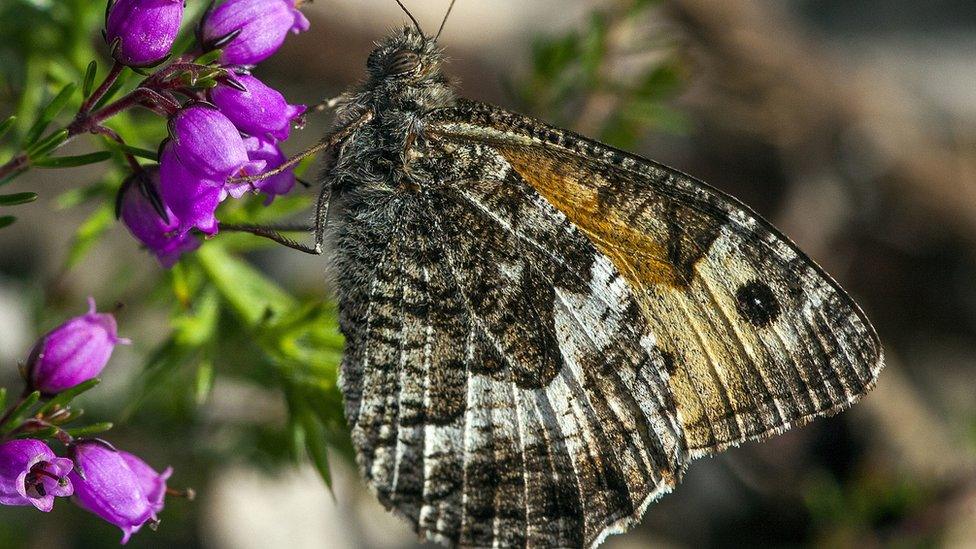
331,27,456,198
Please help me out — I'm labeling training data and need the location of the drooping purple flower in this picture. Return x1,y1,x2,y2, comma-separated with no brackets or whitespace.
119,169,201,268
211,74,306,141
168,104,266,180
105,0,185,67
119,452,172,515
0,440,73,512
25,297,130,395
159,141,223,236
244,136,295,203
69,441,155,545
201,0,310,66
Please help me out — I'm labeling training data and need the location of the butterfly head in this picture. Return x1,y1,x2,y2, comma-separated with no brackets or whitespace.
368,26,444,81
363,26,454,109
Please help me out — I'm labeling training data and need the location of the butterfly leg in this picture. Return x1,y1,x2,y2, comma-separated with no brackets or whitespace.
218,222,321,255
229,110,374,186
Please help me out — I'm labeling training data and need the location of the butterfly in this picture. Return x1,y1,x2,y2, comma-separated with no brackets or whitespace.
252,3,883,547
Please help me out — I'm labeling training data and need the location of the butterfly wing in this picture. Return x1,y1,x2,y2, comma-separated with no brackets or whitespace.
426,99,883,456
336,145,685,547
336,98,883,548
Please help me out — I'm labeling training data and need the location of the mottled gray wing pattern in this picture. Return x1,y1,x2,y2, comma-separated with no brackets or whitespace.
427,99,884,456
335,150,685,548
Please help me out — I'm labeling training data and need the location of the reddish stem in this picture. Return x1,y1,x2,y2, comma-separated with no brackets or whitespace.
78,61,125,115
0,58,223,181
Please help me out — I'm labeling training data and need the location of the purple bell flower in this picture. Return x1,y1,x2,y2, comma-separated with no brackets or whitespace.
244,137,296,203
159,141,223,236
25,297,130,395
201,0,310,66
119,169,201,268
69,441,156,545
119,452,172,515
211,74,306,141
0,440,73,512
105,0,185,68
168,104,266,180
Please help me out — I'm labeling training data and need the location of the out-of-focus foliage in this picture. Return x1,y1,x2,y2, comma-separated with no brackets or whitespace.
0,0,342,545
508,0,688,150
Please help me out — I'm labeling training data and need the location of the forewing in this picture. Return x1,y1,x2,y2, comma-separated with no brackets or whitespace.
337,152,685,547
427,99,884,456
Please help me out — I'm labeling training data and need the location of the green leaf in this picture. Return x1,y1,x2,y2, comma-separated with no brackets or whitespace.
105,141,158,161
33,150,112,168
65,422,114,438
636,62,683,99
0,391,40,434
194,360,215,405
197,243,296,326
288,389,333,492
25,128,69,158
303,411,333,491
0,192,37,206
193,49,224,66
171,287,220,347
35,378,101,417
14,427,58,440
66,203,115,268
0,116,16,141
580,13,608,85
532,33,579,81
24,83,77,147
55,182,111,210
82,60,98,98
0,387,7,413
0,169,26,188
0,216,15,229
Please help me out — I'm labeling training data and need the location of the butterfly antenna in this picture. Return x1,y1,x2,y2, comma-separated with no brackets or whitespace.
435,0,457,40
394,0,425,36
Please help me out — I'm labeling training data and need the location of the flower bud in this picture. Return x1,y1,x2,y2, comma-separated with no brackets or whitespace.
25,298,130,395
105,0,185,67
119,169,201,268
69,441,155,544
0,440,73,512
244,137,296,203
211,74,306,141
159,142,223,236
201,0,310,66
119,451,172,515
168,104,266,180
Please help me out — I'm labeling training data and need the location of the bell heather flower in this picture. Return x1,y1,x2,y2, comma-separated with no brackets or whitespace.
201,0,310,66
211,74,306,141
25,297,130,395
244,137,295,203
159,142,223,236
0,440,73,512
119,169,201,268
69,441,155,544
105,0,185,67
168,104,266,180
119,452,172,515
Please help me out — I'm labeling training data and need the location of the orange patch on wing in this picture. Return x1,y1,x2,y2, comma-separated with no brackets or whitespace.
500,147,683,289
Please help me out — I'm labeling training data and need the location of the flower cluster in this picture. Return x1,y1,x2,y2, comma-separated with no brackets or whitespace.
111,0,310,267
0,299,184,544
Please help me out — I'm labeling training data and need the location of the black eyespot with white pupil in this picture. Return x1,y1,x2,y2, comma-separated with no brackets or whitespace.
735,280,781,327
387,50,421,75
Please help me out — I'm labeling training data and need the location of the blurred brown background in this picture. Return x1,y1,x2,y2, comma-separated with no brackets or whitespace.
1,0,975,547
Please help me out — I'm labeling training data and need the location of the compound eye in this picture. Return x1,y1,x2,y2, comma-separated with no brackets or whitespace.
387,50,420,75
